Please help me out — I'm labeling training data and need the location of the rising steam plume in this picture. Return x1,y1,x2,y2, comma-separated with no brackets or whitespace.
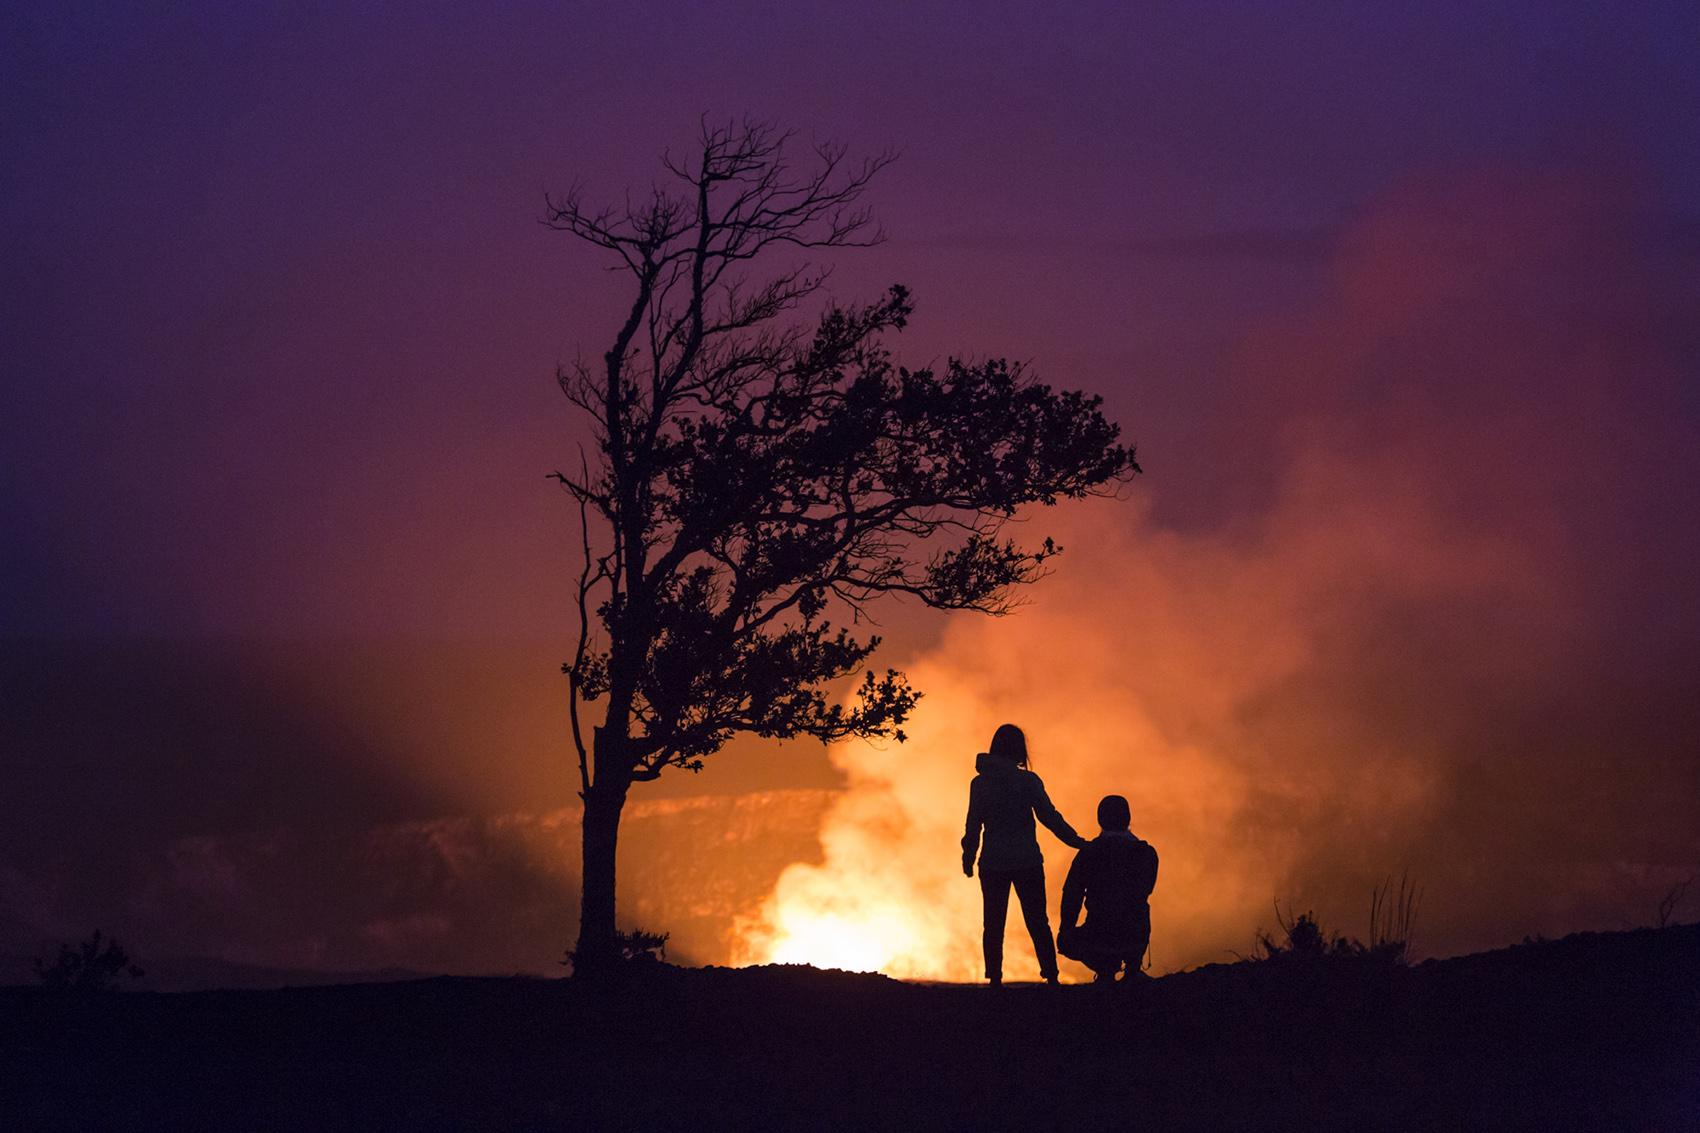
737,169,1700,979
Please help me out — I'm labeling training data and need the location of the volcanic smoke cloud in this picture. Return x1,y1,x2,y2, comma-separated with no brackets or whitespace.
737,169,1700,980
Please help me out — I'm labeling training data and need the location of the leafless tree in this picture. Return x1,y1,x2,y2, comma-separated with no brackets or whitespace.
1656,875,1692,929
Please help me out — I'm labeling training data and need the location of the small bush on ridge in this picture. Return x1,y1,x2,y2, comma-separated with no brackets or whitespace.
34,930,144,991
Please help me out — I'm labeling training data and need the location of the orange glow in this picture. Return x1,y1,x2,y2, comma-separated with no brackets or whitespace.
762,910,920,974
734,488,1472,981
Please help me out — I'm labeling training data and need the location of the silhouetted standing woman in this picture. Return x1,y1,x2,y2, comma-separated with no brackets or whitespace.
961,723,1088,985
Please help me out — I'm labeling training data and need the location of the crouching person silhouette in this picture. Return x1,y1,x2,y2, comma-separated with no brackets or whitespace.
962,724,1089,986
1057,795,1159,984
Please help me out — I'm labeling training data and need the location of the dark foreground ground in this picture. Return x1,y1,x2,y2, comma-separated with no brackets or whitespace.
3,924,1697,1131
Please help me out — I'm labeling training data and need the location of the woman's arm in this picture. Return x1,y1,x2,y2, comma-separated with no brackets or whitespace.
1030,776,1088,849
961,779,983,876
1059,850,1088,930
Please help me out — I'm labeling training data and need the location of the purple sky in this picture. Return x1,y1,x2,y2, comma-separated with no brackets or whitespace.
3,2,1698,978
6,2,1697,638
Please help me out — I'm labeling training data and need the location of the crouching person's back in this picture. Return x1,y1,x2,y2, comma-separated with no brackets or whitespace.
1057,794,1158,983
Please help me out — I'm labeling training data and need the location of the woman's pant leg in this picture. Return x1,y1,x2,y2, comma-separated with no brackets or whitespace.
1011,865,1058,979
979,871,1013,979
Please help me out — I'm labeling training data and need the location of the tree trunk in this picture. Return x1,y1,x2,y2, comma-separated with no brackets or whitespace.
573,773,630,977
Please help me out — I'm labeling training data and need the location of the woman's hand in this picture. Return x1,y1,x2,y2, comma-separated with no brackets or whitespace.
962,854,975,878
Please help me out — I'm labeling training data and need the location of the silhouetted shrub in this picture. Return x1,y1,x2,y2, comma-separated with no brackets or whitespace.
1254,904,1357,962
1254,879,1421,967
614,928,669,963
34,930,144,991
1366,871,1421,964
564,927,669,973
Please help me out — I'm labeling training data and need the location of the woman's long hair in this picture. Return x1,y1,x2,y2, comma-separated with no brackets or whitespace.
988,723,1029,768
